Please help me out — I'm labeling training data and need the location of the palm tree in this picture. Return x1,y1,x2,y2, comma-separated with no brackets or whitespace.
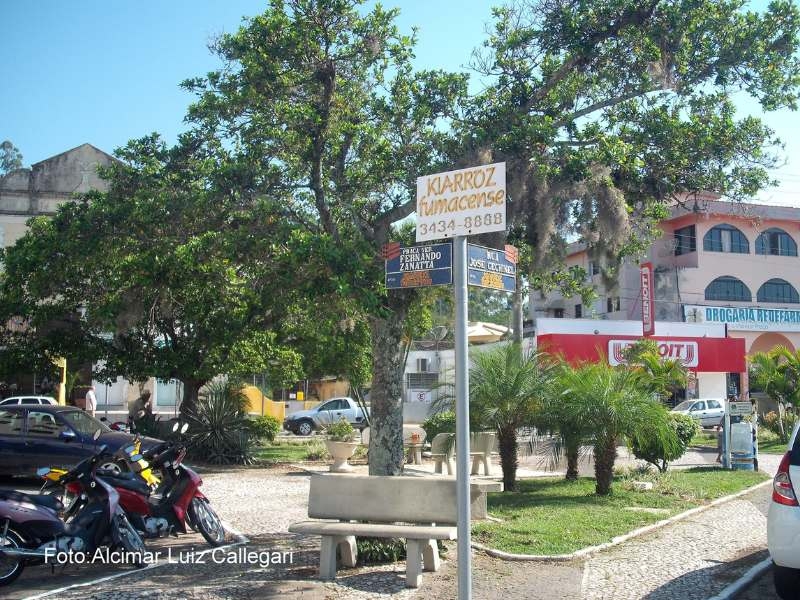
554,361,677,496
750,347,800,442
463,343,557,492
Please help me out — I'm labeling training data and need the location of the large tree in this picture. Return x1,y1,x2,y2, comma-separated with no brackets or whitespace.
466,0,799,284
182,0,467,474
0,133,304,412
0,140,22,175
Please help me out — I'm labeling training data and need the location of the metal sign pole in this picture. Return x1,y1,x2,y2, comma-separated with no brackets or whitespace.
454,235,472,600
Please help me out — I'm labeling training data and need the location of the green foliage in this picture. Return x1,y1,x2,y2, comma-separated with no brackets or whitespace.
549,361,678,495
303,439,329,461
324,417,356,442
185,381,255,465
0,140,22,174
355,538,406,565
762,410,798,439
248,415,281,443
630,413,698,473
421,411,456,442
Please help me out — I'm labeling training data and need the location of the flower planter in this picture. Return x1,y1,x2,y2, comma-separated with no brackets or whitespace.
324,440,359,472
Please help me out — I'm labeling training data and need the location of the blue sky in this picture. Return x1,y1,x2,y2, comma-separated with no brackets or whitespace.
1,0,797,205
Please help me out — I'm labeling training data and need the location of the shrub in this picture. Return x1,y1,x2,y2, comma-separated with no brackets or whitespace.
356,538,406,565
630,412,697,473
762,410,797,438
185,381,255,465
248,415,281,443
304,439,329,461
324,417,356,442
421,411,456,442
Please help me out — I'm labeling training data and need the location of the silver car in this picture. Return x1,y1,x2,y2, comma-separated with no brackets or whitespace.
670,398,725,427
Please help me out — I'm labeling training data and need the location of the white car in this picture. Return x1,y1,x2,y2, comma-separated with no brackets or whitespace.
0,395,57,406
767,421,800,600
670,398,726,427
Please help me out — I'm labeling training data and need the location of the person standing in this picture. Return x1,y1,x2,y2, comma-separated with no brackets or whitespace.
85,385,97,417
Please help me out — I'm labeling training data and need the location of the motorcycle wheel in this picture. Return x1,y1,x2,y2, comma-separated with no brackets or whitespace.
188,498,226,547
113,512,147,566
0,529,25,586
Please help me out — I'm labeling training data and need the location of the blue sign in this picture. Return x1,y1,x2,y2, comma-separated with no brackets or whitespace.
385,242,453,289
467,243,516,292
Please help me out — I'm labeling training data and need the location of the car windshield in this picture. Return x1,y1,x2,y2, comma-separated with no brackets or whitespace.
61,410,110,436
673,400,694,411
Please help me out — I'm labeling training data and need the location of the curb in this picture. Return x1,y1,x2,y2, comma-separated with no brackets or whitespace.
471,479,772,562
705,558,772,600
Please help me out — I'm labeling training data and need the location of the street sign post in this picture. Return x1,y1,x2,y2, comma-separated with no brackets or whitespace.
385,242,453,289
415,162,506,600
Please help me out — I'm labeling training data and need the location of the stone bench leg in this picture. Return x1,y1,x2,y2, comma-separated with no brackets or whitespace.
405,539,423,588
422,539,440,572
318,535,357,580
481,454,491,476
471,455,481,475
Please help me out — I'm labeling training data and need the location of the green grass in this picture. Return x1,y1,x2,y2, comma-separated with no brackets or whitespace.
473,468,769,555
757,429,790,454
690,430,717,447
255,442,313,463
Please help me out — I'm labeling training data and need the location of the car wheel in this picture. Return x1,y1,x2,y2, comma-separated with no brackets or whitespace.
297,420,314,436
774,564,800,600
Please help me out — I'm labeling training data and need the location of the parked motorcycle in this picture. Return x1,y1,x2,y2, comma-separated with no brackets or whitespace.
0,432,146,586
59,423,226,547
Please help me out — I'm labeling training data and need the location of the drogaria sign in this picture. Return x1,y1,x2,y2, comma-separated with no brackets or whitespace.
608,339,699,367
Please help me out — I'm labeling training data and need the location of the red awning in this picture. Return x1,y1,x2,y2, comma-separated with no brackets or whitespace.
538,333,746,373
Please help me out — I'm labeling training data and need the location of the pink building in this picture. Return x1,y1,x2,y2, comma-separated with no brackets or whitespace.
535,195,800,400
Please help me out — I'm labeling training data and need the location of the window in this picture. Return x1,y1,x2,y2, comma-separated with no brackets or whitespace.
319,399,346,411
19,398,39,405
407,372,439,389
554,308,565,319
674,225,696,256
691,401,706,412
757,278,800,303
0,410,22,435
756,228,798,256
26,411,62,437
607,297,621,313
588,261,599,278
705,276,752,302
703,224,749,253
575,304,583,318
707,400,722,410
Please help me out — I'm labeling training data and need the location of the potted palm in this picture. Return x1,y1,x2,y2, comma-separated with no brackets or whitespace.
324,418,358,472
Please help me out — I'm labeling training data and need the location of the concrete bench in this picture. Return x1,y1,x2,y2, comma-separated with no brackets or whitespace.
288,474,496,587
469,431,496,476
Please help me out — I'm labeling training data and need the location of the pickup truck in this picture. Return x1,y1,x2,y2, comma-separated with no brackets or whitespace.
283,397,369,436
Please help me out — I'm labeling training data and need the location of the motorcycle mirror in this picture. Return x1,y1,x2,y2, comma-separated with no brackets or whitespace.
93,428,102,441
180,423,189,434
36,467,50,478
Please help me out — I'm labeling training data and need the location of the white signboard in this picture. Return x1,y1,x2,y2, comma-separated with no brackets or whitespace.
407,390,433,404
416,162,506,242
728,401,753,416
684,304,800,332
608,339,699,367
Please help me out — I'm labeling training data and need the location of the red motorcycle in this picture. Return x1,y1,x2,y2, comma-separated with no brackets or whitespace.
62,424,226,547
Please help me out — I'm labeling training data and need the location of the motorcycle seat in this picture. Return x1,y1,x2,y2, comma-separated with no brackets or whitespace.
98,473,151,496
0,490,63,512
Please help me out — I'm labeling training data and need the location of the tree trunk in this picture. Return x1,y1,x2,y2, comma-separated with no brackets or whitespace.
565,434,580,481
593,435,618,496
498,426,519,492
368,309,408,476
179,378,204,418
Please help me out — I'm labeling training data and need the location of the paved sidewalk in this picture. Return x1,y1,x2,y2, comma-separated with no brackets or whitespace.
31,453,780,600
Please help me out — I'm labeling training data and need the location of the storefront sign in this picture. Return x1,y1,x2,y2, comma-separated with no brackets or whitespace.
416,163,506,242
640,262,655,336
537,333,746,372
683,304,800,332
385,243,453,289
608,339,698,367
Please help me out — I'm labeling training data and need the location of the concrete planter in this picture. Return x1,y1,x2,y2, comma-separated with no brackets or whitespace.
324,440,359,472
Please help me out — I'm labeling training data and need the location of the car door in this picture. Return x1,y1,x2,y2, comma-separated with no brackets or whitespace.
316,399,346,427
23,410,85,473
0,409,26,473
705,400,724,426
689,401,707,424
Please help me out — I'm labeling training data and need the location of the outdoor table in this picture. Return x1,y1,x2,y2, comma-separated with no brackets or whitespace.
405,443,423,465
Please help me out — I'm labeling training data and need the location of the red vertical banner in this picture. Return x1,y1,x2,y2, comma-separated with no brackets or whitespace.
640,262,655,336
